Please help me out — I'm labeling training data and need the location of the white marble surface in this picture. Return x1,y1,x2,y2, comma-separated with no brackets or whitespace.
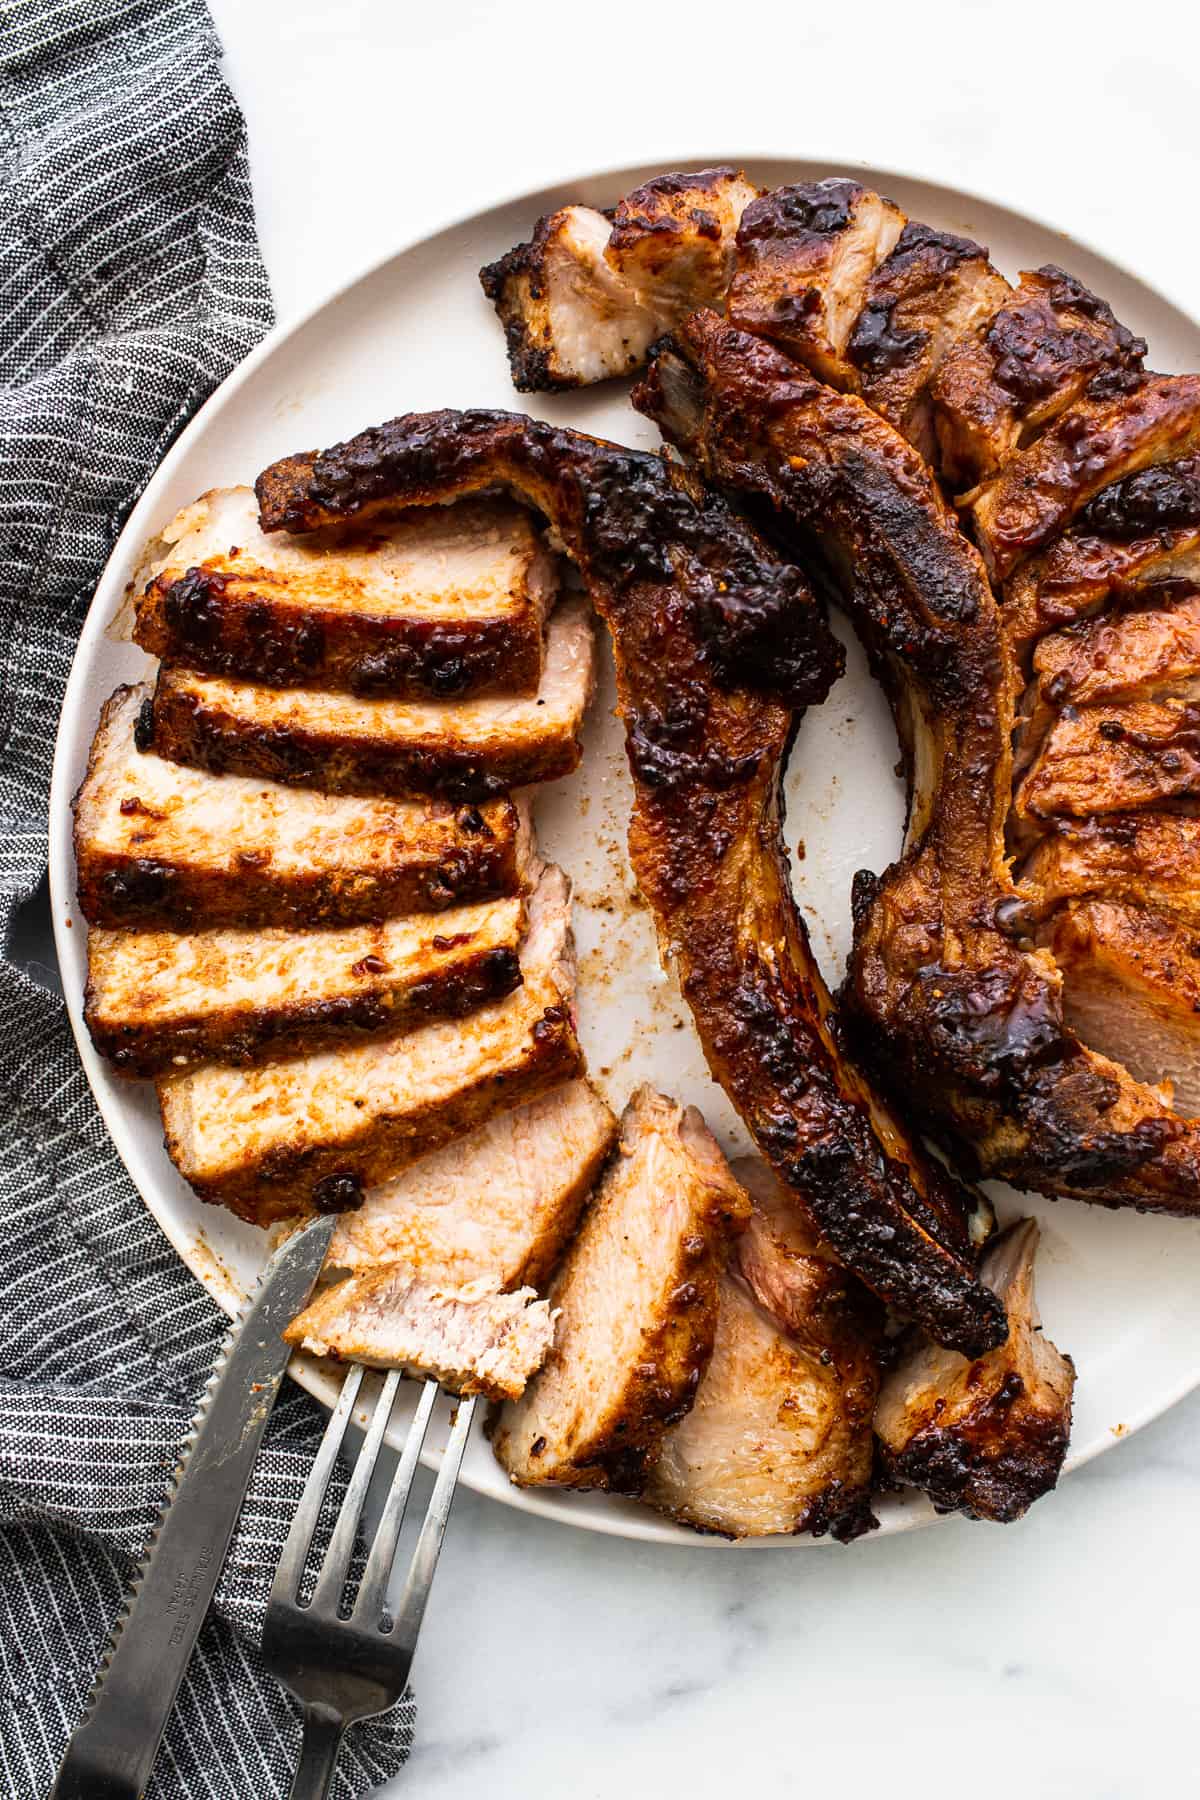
203,4,1200,1793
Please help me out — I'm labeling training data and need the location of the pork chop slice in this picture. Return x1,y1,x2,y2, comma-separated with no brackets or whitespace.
1002,457,1200,663
146,593,595,800
1013,587,1200,778
847,222,1012,463
602,167,760,321
1046,899,1200,1115
875,1219,1075,1521
325,1081,617,1290
284,1269,553,1401
480,205,664,392
133,489,558,698
84,895,525,1078
1019,813,1200,929
74,684,531,929
644,1159,881,1541
932,265,1146,491
157,864,581,1224
729,178,906,389
969,375,1200,582
1014,695,1200,827
479,171,757,393
490,1087,750,1492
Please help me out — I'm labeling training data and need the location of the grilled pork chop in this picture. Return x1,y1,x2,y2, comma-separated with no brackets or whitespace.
931,265,1147,491
727,179,905,390
146,592,595,799
479,169,757,392
847,222,1012,464
1047,900,1200,1116
158,864,581,1223
133,489,558,698
875,1220,1074,1522
490,1087,749,1491
254,406,1004,1353
74,685,530,930
1014,696,1200,827
637,313,1200,1218
1019,813,1200,929
968,375,1200,583
84,895,524,1078
645,1159,881,1541
285,1269,553,1400
325,1081,617,1289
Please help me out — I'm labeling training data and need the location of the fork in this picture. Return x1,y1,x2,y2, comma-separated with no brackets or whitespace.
263,1366,476,1799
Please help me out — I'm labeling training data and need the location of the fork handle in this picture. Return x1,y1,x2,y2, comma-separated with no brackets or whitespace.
289,1705,344,1800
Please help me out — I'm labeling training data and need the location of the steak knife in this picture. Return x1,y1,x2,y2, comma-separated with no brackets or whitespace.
50,1214,336,1800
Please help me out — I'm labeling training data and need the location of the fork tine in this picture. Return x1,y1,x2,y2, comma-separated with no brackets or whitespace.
388,1393,478,1651
353,1376,439,1626
309,1368,404,1615
270,1363,365,1605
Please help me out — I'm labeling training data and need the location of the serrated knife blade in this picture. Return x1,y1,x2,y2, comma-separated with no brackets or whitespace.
50,1213,336,1800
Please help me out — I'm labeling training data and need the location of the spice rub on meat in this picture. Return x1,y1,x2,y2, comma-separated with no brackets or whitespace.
158,863,581,1224
635,312,1200,1220
255,403,1004,1354
144,592,595,801
324,1081,617,1291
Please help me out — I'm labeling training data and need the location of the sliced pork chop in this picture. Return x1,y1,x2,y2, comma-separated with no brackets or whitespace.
1047,900,1200,1116
1013,587,1200,779
875,1220,1075,1522
602,167,760,320
847,222,1012,463
325,1081,617,1289
645,1159,881,1542
134,489,558,698
284,1269,553,1400
85,895,525,1078
969,375,1200,582
932,265,1146,491
1014,696,1200,826
480,205,663,392
158,865,581,1224
1002,456,1200,662
1032,587,1200,712
479,170,757,392
1019,813,1200,929
490,1087,750,1492
728,178,906,389
146,593,595,799
74,685,531,930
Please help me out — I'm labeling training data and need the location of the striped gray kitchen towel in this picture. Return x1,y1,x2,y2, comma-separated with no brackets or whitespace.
0,2,413,1792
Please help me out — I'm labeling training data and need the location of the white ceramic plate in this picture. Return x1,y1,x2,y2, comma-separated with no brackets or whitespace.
48,158,1200,1547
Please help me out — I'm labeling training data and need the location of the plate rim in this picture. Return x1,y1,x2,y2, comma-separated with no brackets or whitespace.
46,150,1200,1548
